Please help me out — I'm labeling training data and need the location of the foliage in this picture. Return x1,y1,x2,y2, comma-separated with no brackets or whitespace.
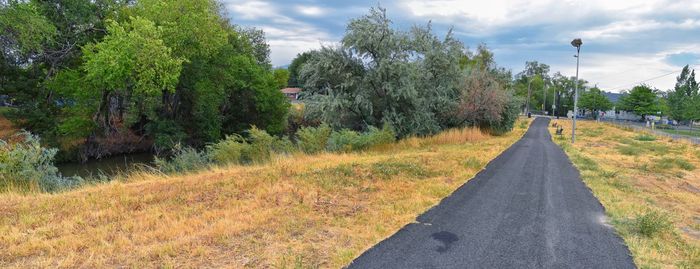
456,68,509,128
206,134,249,165
618,85,662,120
578,87,613,118
296,123,332,154
327,125,395,152
273,68,290,89
0,132,82,192
288,51,312,87
635,210,672,237
667,65,699,123
300,7,467,137
0,0,290,161
154,145,210,174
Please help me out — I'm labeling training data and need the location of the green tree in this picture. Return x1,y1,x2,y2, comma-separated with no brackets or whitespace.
300,6,465,136
1,0,291,160
578,87,613,119
288,52,312,87
619,85,661,120
667,65,699,124
273,68,290,89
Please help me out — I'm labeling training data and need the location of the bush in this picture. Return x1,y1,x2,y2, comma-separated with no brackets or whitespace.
327,129,362,152
247,126,277,163
297,123,332,153
0,132,82,192
206,134,249,165
155,145,210,173
327,125,396,152
635,210,672,237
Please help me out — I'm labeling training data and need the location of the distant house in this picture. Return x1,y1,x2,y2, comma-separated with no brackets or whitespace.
281,88,301,101
601,91,641,121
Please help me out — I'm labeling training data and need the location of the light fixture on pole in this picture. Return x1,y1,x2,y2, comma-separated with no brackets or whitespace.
571,38,582,143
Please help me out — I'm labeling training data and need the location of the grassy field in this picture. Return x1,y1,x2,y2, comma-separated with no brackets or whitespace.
551,119,700,268
0,119,531,268
659,128,700,138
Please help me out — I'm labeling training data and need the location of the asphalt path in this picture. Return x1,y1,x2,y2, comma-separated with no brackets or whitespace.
348,117,636,269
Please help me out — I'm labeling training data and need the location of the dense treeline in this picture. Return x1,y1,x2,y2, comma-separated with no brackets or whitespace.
0,0,288,161
2,4,528,193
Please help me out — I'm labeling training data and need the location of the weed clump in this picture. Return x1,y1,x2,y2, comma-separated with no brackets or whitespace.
634,134,656,141
464,157,484,169
635,210,672,237
616,145,642,156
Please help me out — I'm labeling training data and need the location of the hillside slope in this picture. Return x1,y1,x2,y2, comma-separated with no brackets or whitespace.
1,121,530,268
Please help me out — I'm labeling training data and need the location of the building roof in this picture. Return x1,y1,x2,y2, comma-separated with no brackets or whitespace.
281,87,302,94
603,91,623,104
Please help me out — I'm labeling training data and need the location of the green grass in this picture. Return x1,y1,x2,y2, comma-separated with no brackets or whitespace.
659,128,700,138
617,145,643,156
634,134,656,141
581,127,604,137
463,157,484,169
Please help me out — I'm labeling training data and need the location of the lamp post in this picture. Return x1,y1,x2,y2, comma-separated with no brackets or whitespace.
571,38,582,143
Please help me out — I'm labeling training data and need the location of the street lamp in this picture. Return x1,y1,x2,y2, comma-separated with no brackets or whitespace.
571,38,582,143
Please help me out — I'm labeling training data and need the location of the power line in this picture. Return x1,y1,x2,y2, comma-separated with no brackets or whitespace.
607,65,699,91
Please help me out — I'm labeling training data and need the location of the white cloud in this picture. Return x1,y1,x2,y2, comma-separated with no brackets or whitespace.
226,1,277,20
581,19,700,40
296,5,330,17
550,53,680,92
223,0,337,66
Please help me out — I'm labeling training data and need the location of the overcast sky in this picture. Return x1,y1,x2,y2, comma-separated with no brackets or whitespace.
222,0,700,92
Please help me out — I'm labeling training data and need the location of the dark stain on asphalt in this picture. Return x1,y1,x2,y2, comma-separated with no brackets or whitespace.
431,231,458,253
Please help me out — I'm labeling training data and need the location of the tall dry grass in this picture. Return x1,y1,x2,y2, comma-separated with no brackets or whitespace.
0,114,17,139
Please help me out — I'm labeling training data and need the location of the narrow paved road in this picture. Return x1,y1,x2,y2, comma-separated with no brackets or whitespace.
348,118,635,269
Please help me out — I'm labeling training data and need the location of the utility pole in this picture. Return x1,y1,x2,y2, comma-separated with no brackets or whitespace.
571,38,583,143
526,78,532,115
543,81,547,115
552,84,557,118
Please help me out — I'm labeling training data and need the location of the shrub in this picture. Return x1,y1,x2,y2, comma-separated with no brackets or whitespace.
297,123,332,153
206,134,249,165
0,132,82,192
635,210,672,237
247,126,277,163
363,125,396,148
327,129,362,152
155,145,210,173
327,125,396,152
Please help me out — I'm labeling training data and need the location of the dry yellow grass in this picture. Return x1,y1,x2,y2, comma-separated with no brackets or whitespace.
0,119,531,268
550,119,700,268
0,112,18,140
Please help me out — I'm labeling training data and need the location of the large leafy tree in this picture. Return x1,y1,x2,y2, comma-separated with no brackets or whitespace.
578,87,613,119
287,51,312,87
667,65,699,124
619,85,661,120
300,7,465,136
